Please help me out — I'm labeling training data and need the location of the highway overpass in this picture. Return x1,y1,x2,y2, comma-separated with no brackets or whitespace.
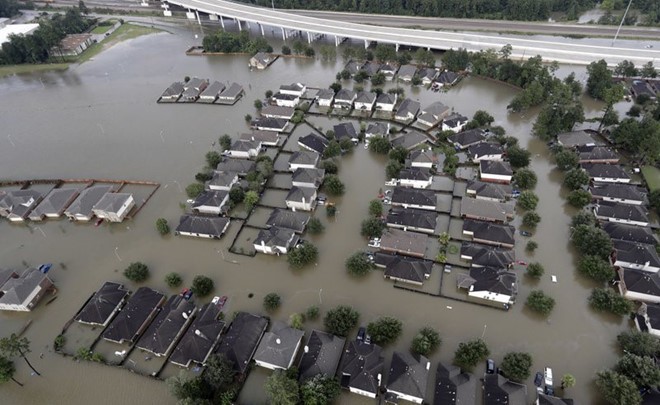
163,0,660,66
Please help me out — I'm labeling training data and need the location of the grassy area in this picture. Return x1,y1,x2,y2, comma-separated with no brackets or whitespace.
642,166,660,191
76,23,162,64
91,25,112,35
0,63,69,78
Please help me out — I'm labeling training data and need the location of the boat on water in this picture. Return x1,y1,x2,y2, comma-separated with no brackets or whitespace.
38,263,52,274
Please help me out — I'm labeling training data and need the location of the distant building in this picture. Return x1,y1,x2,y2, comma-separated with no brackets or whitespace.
460,243,515,269
466,181,512,202
0,268,54,312
160,82,185,102
249,52,275,69
254,226,299,255
271,92,300,108
51,33,93,57
65,185,115,222
398,64,418,82
217,82,244,104
298,133,329,155
354,91,377,111
316,88,335,107
181,77,209,102
375,93,397,112
391,131,429,151
29,187,80,221
386,207,438,234
460,197,514,223
0,189,44,222
227,139,262,159
417,101,450,128
395,98,421,122
0,22,39,45
175,215,230,239
436,70,460,87
192,191,229,216
92,193,135,222
279,82,306,97
442,112,468,133
468,142,504,162
198,81,225,103
334,122,359,142
334,89,357,109
391,187,437,211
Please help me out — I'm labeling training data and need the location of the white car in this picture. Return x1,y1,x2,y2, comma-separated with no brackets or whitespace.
367,238,381,248
385,179,398,187
544,367,553,387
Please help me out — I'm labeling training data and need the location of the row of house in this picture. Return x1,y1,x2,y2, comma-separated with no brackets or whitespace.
343,60,461,87
0,185,135,223
159,78,244,104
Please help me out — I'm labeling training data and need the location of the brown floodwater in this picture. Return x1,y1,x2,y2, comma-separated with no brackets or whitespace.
0,21,627,405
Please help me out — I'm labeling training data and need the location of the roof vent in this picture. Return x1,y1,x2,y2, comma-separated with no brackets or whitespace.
276,338,281,345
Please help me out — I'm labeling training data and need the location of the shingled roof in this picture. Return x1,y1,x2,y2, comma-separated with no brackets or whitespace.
216,312,269,374
75,282,130,326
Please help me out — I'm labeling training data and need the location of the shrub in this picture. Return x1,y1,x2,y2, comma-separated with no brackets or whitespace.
53,335,65,352
369,136,391,154
589,288,633,316
512,168,537,190
326,205,337,217
156,218,170,235
324,175,345,196
525,240,538,252
453,339,490,371
123,262,149,282
500,352,533,383
191,275,214,297
361,217,385,239
522,211,541,228
263,293,281,312
367,316,403,345
526,290,555,315
527,263,544,279
346,252,373,277
289,313,305,330
324,305,359,337
307,217,325,235
578,255,615,282
411,327,441,356
287,243,319,269
306,305,320,320
368,199,383,217
281,45,291,55
516,191,539,211
165,272,183,288
567,189,592,208
185,183,204,199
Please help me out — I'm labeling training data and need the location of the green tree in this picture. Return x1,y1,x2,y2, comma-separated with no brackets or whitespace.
191,275,214,297
165,272,182,288
564,168,590,190
167,372,211,402
522,211,541,228
500,352,533,383
300,374,341,404
367,316,403,345
389,146,408,163
324,175,345,196
453,339,490,372
219,134,232,151
281,45,291,55
595,370,642,405
203,354,235,392
614,60,638,78
516,191,539,211
78,0,89,14
346,252,373,277
0,356,21,386
371,72,386,86
567,189,592,208
206,151,222,169
244,190,259,211
472,110,495,127
156,218,170,235
0,334,39,377
287,243,319,269
615,353,660,388
571,211,596,228
526,290,555,315
323,140,342,158
254,99,263,110
374,44,396,62
589,288,632,316
324,305,359,337
526,240,538,252
411,327,441,356
649,190,660,215
385,160,403,179
617,331,660,357
265,369,299,405
554,149,579,171
527,262,544,279
578,255,615,283
572,225,612,259
641,61,657,78
442,48,470,71
123,262,149,283
292,40,305,55
307,217,325,235
306,305,320,320
587,60,615,101
414,48,435,66
369,199,383,217
195,171,213,182
304,46,315,57
533,82,584,141
506,145,531,169
289,313,305,330
512,168,537,190
186,183,205,199
369,136,391,154
320,159,338,175
263,293,281,312
361,217,385,239
229,187,245,206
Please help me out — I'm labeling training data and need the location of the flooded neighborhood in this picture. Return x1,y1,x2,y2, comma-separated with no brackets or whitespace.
1,10,660,405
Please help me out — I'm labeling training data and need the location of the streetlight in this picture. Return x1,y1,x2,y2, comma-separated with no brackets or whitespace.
611,0,634,47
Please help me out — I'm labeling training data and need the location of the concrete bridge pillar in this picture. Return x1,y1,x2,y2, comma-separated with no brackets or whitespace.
237,19,242,31
396,43,399,52
259,23,265,36
334,35,339,47
307,32,311,44
281,27,286,40
246,21,251,29
195,10,201,26
220,15,225,29
364,39,369,49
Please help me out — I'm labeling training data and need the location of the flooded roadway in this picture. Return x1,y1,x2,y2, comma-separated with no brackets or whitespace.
0,21,626,404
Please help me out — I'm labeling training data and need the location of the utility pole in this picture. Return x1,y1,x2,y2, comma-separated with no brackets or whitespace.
612,0,633,47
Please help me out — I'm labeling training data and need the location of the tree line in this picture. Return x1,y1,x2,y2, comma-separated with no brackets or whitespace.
0,0,21,18
202,30,272,54
0,8,92,65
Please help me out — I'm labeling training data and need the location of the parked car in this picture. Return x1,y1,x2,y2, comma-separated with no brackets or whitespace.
364,333,372,345
519,230,531,237
486,359,495,374
357,327,366,342
544,367,553,387
534,372,543,387
385,179,398,187
544,386,555,396
368,238,381,248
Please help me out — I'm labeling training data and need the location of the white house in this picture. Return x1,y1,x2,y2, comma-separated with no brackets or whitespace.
594,201,650,227
0,268,53,312
253,226,299,255
64,185,115,222
286,186,317,211
441,113,468,133
271,92,300,108
582,163,630,183
289,151,320,171
468,142,504,162
292,168,325,189
589,184,647,206
618,268,660,303
397,168,433,189
316,89,335,107
252,117,288,132
207,172,239,191
365,122,390,139
192,191,229,215
394,99,420,122
334,89,357,109
279,82,306,97
175,215,230,239
228,139,262,159
457,267,517,307
479,160,513,184
92,193,135,223
416,102,450,128
375,93,397,112
354,91,377,111
611,240,660,274
635,303,660,337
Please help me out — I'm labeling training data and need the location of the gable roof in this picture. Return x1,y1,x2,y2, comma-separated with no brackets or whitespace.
102,287,165,344
289,150,320,166
299,329,346,381
333,122,358,140
254,226,298,249
29,187,80,220
193,190,228,210
434,362,477,405
398,167,432,182
395,98,421,118
75,281,130,325
557,130,601,147
286,186,317,203
169,302,225,367
398,64,418,79
65,185,115,218
538,394,575,405
603,222,658,245
374,252,433,284
175,215,230,238
468,142,504,158
391,187,436,207
590,183,647,203
448,129,486,148
376,93,397,105
577,145,619,162
582,163,630,180
136,295,196,356
620,268,660,297
162,82,184,97
460,197,514,222
92,193,133,214
316,88,335,100
216,312,269,374
355,91,377,104
366,122,390,137
443,112,469,128
387,207,437,231
595,201,649,223
200,80,225,98
251,117,288,130
335,88,356,102
260,105,295,119
218,82,244,99
253,320,304,369
216,158,256,175
391,131,429,150
292,168,325,188
463,219,515,246
0,268,52,307
266,209,310,233
613,239,660,268
298,133,329,154
387,351,430,401
339,341,384,395
465,267,517,296
460,243,515,268
207,171,238,189
466,181,512,200
0,189,44,219
380,228,429,257
437,70,460,84
480,160,513,176
483,374,527,405
420,101,449,117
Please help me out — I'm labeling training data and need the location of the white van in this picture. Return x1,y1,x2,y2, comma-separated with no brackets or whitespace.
544,367,553,387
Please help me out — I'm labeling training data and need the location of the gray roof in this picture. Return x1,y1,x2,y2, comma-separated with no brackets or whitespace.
418,67,438,80
355,91,377,104
595,201,649,223
136,295,196,356
199,81,225,98
266,209,310,233
298,133,329,154
537,394,574,405
395,98,421,118
420,101,450,117
380,228,429,257
184,77,207,91
254,226,299,249
207,171,238,189
344,60,361,75
468,142,504,159
175,215,230,238
230,139,260,152
170,302,225,367
292,168,325,188
280,82,305,92
577,145,619,162
409,149,440,166
582,163,630,180
29,187,80,220
557,130,601,147
65,185,115,218
362,61,381,76
460,197,514,222
483,374,527,405
92,193,133,214
193,190,228,210
216,158,256,175
75,281,130,325
621,268,660,297
460,243,515,268
216,312,269,374
289,150,320,166
240,130,280,145
375,252,433,283
333,122,358,140
391,131,429,150
253,321,304,369
339,341,384,396
391,187,436,208
387,351,429,401
434,362,477,405
261,105,295,118
218,82,244,99
376,93,397,105
398,167,432,182
443,112,468,128
366,122,390,137
0,189,44,219
398,64,418,79
466,181,512,200
480,160,512,176
590,183,647,203
298,330,346,381
102,287,165,344
335,89,356,102
251,52,274,65
463,219,515,246
0,268,52,307
613,239,660,269
448,129,486,148
316,88,335,101
603,222,658,245
437,70,459,84
387,207,437,231
161,82,184,97
286,186,317,203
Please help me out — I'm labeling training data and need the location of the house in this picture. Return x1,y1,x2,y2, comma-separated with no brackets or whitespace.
460,197,514,223
292,168,325,189
631,80,657,101
344,60,361,76
457,267,518,307
536,393,575,405
217,82,244,104
391,131,429,151
436,70,460,87
557,130,601,148
298,133,329,155
92,193,135,223
375,93,397,112
0,268,54,312
192,190,229,215
181,77,209,102
75,281,130,326
434,362,476,405
175,215,230,239
577,145,619,164
198,80,225,103
463,219,515,248
289,151,320,171
160,82,184,102
398,64,418,82
466,181,512,202
286,186,317,211
468,142,504,162
442,113,468,133
51,33,93,57
582,163,630,183
334,89,357,109
271,92,300,108
251,117,288,132
418,67,438,84
635,303,660,337
590,183,647,205
398,167,433,189
65,185,115,221
228,139,262,159
408,149,442,169
253,226,300,255
260,105,295,120
381,63,398,78
480,160,513,184
365,122,390,139
355,91,377,111
374,252,433,285
339,341,384,398
333,122,359,142
386,207,438,234
448,129,486,149
298,330,346,382
216,158,256,176
611,239,660,273
362,61,381,76
266,209,310,234
385,351,430,404
0,189,44,222
207,172,239,191
240,130,281,147
460,242,515,267
603,222,658,245
249,52,275,69
29,187,80,221
316,88,335,107
391,187,437,211
279,82,306,97
483,374,527,405
170,302,225,367
216,312,269,374
594,201,649,227
617,268,660,303
102,287,166,344
254,321,304,370
380,228,429,258
136,295,196,357
395,98,421,122
417,102,451,128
